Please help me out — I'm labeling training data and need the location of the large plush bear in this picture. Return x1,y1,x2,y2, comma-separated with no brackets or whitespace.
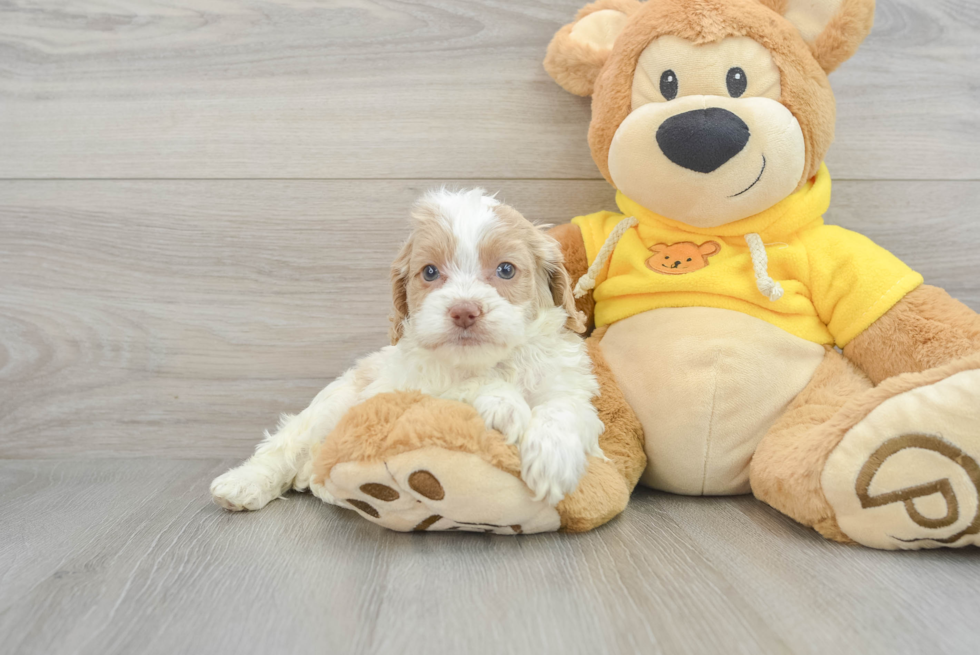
313,0,980,549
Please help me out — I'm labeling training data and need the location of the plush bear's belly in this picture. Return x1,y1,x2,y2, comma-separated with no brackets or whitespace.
599,307,826,495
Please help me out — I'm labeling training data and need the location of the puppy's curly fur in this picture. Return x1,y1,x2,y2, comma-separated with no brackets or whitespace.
211,189,603,511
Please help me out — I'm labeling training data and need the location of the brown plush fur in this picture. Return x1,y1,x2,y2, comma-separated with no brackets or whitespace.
751,348,871,543
585,329,648,489
313,392,524,482
558,331,647,530
575,0,646,23
545,24,612,97
810,0,876,74
844,285,980,385
588,0,836,190
544,0,643,96
752,349,980,543
756,0,787,14
557,457,632,532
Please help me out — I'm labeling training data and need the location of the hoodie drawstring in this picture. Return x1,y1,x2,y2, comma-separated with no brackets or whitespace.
572,219,784,303
744,233,784,301
573,216,638,299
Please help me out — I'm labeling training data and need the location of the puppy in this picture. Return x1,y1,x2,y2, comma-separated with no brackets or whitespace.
211,188,605,512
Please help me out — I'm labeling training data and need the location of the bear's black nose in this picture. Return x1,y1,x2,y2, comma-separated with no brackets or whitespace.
656,108,750,174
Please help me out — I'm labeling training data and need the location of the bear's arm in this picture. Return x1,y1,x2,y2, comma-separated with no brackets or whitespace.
548,223,596,330
843,285,980,385
802,224,923,347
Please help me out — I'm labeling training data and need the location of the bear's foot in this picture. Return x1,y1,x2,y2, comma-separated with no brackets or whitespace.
822,366,980,550
318,446,561,534
312,390,639,534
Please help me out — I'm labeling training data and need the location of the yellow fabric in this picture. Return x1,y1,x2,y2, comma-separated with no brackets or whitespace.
572,164,923,347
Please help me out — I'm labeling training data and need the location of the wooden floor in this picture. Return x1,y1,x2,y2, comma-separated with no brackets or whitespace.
2,459,979,655
1,1,978,654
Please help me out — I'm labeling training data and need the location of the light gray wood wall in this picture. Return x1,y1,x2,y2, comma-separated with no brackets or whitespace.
1,0,978,458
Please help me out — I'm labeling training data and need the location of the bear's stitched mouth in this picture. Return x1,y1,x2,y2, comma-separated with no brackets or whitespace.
730,154,766,198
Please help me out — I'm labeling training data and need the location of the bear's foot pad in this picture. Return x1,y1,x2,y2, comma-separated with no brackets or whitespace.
319,446,561,534
823,369,980,549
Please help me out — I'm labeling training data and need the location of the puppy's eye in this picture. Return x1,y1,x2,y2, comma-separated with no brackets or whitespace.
660,70,678,101
726,67,747,98
496,262,516,279
422,265,440,282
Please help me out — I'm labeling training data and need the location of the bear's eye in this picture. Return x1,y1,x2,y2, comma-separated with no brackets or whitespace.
660,70,678,101
422,265,440,282
664,256,669,260
687,258,692,262
496,262,516,279
726,67,747,98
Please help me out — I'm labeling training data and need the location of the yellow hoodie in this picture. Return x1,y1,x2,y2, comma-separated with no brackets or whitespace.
572,164,922,347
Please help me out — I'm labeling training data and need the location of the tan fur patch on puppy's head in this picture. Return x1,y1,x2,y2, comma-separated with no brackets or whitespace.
487,204,587,334
389,190,586,346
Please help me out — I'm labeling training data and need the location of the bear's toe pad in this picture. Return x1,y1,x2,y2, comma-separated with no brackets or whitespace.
320,446,561,534
823,369,980,549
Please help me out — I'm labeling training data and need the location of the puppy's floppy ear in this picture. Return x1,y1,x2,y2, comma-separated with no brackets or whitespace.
389,236,413,345
766,0,876,74
531,228,588,333
550,262,588,333
543,0,641,96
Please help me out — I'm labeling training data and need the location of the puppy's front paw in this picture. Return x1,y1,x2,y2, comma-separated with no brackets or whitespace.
210,465,288,511
309,477,341,506
519,424,589,506
473,392,531,445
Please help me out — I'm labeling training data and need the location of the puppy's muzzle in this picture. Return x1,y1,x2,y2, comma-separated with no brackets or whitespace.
449,301,482,329
656,108,750,174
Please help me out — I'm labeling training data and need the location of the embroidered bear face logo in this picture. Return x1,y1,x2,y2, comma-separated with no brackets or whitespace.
645,241,721,275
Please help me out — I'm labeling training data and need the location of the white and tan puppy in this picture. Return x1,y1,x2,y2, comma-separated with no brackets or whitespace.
211,189,605,512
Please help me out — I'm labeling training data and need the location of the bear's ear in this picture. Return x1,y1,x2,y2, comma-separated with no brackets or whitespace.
648,243,668,255
768,0,876,74
543,0,642,96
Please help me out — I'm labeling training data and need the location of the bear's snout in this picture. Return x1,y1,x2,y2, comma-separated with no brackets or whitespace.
656,108,750,174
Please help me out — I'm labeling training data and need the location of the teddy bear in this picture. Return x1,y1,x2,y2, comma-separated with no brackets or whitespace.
312,0,980,549
540,0,980,549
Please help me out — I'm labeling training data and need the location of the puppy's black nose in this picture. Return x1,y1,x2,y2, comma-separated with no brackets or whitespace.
656,108,750,174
